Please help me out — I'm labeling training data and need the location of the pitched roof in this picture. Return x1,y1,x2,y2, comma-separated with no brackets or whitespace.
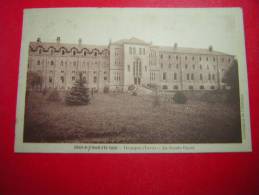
29,42,108,51
112,37,150,45
158,46,232,56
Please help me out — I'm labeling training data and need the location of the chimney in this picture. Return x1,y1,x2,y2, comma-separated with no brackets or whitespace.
57,36,61,43
78,38,82,45
174,43,178,49
209,45,213,52
37,37,41,43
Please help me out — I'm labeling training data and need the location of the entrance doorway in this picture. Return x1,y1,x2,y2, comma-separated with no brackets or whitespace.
133,58,142,85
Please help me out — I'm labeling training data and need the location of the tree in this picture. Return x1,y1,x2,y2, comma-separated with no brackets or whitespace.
222,59,240,103
65,73,90,105
27,71,43,90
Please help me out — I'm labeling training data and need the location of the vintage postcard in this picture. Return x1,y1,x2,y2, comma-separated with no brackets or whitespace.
15,8,252,153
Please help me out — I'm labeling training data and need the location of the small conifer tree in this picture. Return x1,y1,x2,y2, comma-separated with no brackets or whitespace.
65,73,90,105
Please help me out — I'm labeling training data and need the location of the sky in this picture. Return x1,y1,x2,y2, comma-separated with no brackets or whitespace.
22,8,245,56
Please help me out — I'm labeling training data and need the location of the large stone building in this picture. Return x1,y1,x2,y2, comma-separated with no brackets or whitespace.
28,37,234,92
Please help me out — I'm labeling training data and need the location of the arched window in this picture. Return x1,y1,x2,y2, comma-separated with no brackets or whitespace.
62,49,65,55
73,50,76,56
84,51,87,56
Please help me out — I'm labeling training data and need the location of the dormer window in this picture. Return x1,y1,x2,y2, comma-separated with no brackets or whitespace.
62,50,65,55
73,50,76,56
84,51,87,56
50,49,54,55
39,49,42,55
94,51,97,57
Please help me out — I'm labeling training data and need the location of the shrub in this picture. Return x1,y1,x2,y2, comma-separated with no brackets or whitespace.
173,91,187,104
65,73,90,105
128,84,135,91
47,89,61,102
133,91,137,96
42,88,48,96
103,86,109,93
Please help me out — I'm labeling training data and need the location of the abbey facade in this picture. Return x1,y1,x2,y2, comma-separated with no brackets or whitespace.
28,37,234,92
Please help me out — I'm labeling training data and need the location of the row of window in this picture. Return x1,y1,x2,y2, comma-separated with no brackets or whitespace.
36,48,108,57
161,72,216,81
160,63,217,70
160,54,231,63
48,75,107,84
129,47,146,55
37,60,108,66
162,85,216,90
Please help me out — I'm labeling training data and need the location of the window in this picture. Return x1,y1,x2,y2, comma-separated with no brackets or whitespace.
187,73,190,80
185,56,187,60
168,64,172,69
168,55,171,59
200,85,204,90
84,51,87,56
73,50,76,56
139,48,142,55
208,73,211,80
143,48,145,55
50,61,54,65
222,58,224,62
199,57,202,61
213,57,215,62
162,85,168,90
145,66,147,72
49,77,52,83
176,56,179,60
200,74,203,80
104,76,107,81
60,76,64,83
174,73,177,80
51,49,54,55
189,85,193,90
211,86,215,90
174,85,178,90
72,76,75,81
161,63,163,68
37,60,40,65
163,72,166,81
193,64,195,69
191,73,194,80
129,47,132,54
206,57,208,61
133,47,136,55
39,49,42,55
61,70,64,73
94,76,97,83
94,52,97,57
228,58,231,63
176,64,179,69
185,64,188,69
62,50,65,55
128,65,130,72
83,76,86,81
192,56,194,60
212,74,215,80
160,54,163,59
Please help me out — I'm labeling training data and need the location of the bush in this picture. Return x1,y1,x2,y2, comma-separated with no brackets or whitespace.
103,86,109,93
47,89,61,102
132,91,137,96
173,91,187,104
42,88,48,96
65,73,90,105
128,84,135,91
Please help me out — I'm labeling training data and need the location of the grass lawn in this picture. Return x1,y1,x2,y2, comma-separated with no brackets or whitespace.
23,91,242,143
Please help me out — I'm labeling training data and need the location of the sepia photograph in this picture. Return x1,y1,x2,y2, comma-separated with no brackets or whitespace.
15,8,251,153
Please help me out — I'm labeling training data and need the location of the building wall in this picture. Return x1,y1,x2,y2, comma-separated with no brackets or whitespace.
27,39,235,92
